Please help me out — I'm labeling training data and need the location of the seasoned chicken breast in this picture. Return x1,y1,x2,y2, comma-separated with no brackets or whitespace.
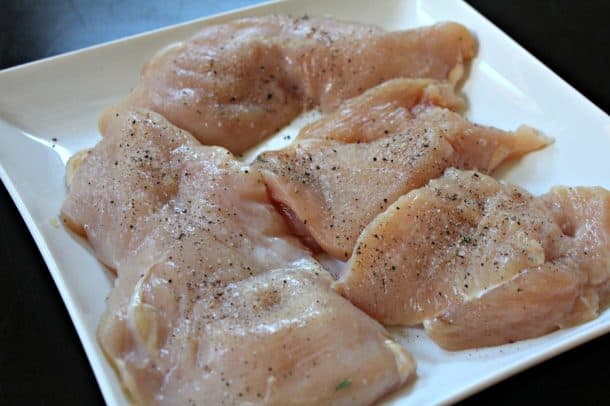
62,110,415,404
427,186,610,349
257,79,550,260
100,16,476,153
336,169,610,349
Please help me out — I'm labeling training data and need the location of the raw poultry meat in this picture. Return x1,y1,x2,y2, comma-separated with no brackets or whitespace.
257,79,550,260
62,110,415,404
336,169,610,349
59,10,609,403
100,16,476,154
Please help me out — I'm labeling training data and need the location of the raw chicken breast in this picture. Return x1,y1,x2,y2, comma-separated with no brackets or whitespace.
542,186,610,292
427,186,610,349
257,79,550,260
336,169,610,349
101,264,415,405
100,15,476,153
62,110,414,404
423,264,583,350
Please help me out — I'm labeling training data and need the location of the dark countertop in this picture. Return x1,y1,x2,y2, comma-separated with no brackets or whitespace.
1,1,608,404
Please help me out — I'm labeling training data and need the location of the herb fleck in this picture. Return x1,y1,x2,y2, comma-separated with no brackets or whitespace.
336,379,352,391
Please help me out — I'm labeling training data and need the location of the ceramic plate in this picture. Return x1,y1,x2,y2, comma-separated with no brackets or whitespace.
1,0,609,404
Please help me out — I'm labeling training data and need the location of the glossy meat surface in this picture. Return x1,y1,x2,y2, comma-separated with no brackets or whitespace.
62,110,415,404
257,79,549,259
336,169,610,349
101,16,476,153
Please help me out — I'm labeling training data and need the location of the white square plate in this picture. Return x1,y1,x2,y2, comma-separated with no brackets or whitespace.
1,0,609,404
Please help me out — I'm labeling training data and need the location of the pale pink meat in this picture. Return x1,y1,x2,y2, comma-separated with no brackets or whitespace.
336,169,610,349
100,16,476,154
62,110,415,404
257,79,549,260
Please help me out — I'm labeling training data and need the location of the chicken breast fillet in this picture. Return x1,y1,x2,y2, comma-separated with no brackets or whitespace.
100,15,476,154
62,110,414,404
335,169,610,349
256,79,550,260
